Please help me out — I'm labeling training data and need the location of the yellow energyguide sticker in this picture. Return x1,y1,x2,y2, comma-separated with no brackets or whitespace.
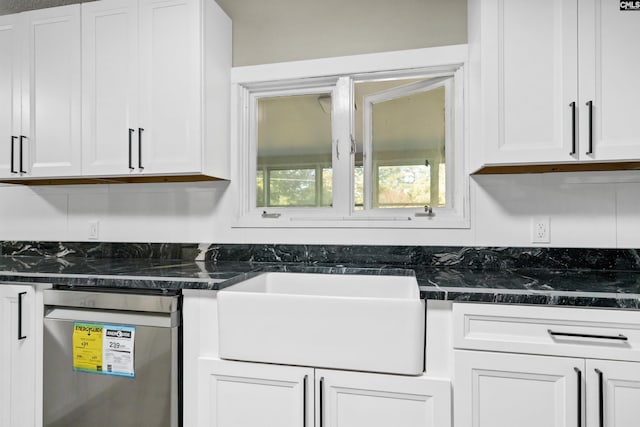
72,323,104,373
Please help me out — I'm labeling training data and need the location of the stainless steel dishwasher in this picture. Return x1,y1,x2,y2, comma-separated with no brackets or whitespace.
43,288,182,427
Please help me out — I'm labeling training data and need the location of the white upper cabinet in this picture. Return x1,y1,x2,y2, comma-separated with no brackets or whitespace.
82,0,232,179
0,14,21,179
23,6,82,178
471,0,578,166
82,0,139,176
0,6,81,179
578,0,640,161
470,0,640,169
138,0,201,175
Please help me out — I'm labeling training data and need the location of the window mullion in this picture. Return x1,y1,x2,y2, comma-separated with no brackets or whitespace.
331,77,352,216
363,94,374,211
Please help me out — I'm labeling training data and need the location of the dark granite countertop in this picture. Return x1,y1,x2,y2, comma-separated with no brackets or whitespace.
1,255,639,309
0,256,253,290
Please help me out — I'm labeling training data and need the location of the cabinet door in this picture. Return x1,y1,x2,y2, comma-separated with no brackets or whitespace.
479,0,578,165
22,5,81,177
455,350,582,427
578,0,640,160
138,0,202,174
317,369,451,427
0,285,35,427
0,14,22,179
198,358,314,427
82,0,139,176
587,360,640,427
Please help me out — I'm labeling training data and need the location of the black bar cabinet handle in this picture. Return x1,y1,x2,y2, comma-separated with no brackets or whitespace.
19,135,27,173
128,128,135,170
548,329,628,341
595,368,604,427
570,102,577,155
319,376,324,427
575,367,582,427
138,128,144,170
10,136,18,174
586,100,593,155
303,375,308,427
18,291,26,340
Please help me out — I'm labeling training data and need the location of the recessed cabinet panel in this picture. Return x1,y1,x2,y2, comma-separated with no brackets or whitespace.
23,6,81,177
0,285,36,427
455,350,581,427
482,0,577,164
198,358,313,427
0,16,20,179
500,0,575,153
319,369,451,427
139,0,201,174
579,0,640,160
82,0,139,175
586,360,640,427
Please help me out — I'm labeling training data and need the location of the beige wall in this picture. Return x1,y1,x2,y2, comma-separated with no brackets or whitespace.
217,0,467,65
0,0,468,66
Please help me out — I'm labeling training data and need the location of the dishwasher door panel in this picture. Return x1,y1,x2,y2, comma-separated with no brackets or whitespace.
43,317,178,427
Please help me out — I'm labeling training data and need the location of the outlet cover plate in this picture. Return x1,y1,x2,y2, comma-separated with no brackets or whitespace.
531,216,550,243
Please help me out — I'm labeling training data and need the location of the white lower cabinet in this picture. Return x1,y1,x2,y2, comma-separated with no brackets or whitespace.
0,284,36,427
318,368,450,427
198,359,313,427
198,358,451,427
586,360,640,427
455,350,581,427
453,303,640,427
455,351,640,427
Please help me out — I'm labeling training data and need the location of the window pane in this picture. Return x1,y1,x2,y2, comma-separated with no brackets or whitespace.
256,93,333,208
321,168,333,207
438,163,446,206
377,164,431,207
354,79,447,209
354,166,364,210
268,169,316,207
256,170,265,207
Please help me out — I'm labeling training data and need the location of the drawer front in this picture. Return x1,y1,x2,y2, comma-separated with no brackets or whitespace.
453,303,640,361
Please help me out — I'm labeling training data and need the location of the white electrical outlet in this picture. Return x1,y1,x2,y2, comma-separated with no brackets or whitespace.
88,220,99,240
531,217,550,243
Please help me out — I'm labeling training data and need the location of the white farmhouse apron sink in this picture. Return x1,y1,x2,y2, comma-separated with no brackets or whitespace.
217,272,425,375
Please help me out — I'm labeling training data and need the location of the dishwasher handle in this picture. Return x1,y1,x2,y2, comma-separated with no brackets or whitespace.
44,289,180,314
45,307,179,328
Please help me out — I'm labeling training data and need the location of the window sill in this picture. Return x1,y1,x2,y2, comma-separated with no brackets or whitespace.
233,215,470,229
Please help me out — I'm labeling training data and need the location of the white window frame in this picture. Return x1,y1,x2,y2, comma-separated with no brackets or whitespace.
360,75,453,214
231,45,469,229
246,79,339,215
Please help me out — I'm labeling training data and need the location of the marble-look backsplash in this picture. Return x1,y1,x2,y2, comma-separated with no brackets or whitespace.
2,242,640,271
